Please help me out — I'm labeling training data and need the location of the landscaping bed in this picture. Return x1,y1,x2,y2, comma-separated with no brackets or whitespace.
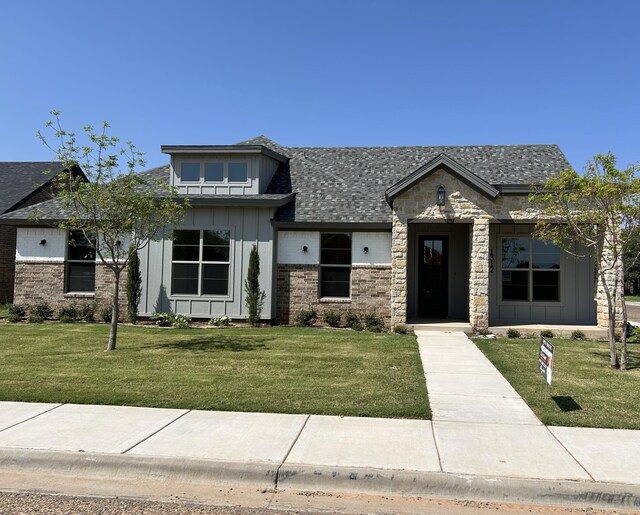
0,324,430,419
474,337,640,429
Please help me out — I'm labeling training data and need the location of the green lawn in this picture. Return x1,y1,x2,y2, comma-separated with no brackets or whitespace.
0,304,9,318
626,296,640,303
0,324,430,419
475,338,640,429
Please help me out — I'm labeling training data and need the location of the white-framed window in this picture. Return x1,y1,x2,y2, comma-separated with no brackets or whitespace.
65,230,96,292
171,229,231,296
178,161,249,184
501,237,560,302
320,233,352,298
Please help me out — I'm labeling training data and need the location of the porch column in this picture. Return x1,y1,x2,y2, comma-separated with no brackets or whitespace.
390,212,408,327
469,218,490,330
596,234,624,329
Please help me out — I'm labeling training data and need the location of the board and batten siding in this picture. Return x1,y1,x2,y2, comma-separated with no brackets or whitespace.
16,228,66,262
488,224,597,325
276,230,392,265
170,154,280,195
139,205,275,319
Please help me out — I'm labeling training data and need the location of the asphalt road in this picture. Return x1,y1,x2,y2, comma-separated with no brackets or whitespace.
627,302,640,322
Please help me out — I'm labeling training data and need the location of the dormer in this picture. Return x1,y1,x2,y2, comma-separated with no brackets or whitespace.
161,144,288,195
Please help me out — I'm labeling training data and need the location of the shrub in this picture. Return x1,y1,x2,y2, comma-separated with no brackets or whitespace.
506,328,521,339
350,321,363,331
323,309,342,328
172,314,191,329
100,306,113,324
540,329,555,339
31,301,53,320
6,304,26,323
126,244,142,324
363,311,385,332
571,330,586,341
393,324,409,335
79,302,97,322
150,312,191,329
345,310,361,329
295,305,317,327
244,244,266,327
28,313,44,323
58,304,79,323
209,315,230,327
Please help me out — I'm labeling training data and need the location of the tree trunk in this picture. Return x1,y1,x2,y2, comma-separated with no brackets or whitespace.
600,271,619,368
107,269,120,351
620,268,628,371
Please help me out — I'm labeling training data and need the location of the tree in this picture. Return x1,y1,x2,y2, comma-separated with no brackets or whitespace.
244,244,266,326
126,243,142,324
623,228,640,295
530,152,640,370
37,111,187,351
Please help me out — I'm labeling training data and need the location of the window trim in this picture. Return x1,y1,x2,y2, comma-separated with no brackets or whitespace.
170,227,233,298
499,236,562,304
319,232,352,299
176,160,251,185
65,230,96,293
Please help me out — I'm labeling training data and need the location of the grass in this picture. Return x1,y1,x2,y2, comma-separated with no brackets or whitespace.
626,295,640,303
0,304,9,318
0,324,430,419
475,337,640,429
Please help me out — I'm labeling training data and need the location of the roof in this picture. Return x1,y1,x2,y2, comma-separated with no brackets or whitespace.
0,162,64,214
0,137,571,225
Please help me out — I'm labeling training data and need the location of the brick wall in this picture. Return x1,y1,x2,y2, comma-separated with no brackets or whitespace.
14,261,127,319
0,225,17,303
276,264,392,326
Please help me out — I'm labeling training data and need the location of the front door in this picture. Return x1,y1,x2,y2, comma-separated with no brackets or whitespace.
418,236,448,318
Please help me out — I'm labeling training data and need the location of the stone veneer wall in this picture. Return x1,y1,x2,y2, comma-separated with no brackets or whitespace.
14,262,127,319
276,264,392,326
0,225,17,303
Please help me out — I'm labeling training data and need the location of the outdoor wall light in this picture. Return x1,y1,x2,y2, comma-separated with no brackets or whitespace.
302,245,308,252
363,246,369,254
437,185,446,206
39,239,47,246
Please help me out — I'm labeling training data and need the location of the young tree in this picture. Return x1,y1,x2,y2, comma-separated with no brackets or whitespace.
244,244,266,326
530,152,640,370
37,111,187,351
623,228,640,295
126,243,142,324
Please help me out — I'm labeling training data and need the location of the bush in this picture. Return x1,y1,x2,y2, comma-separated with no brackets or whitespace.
244,244,266,327
28,313,44,323
506,328,521,339
209,315,230,327
79,302,97,322
31,301,53,320
540,329,555,339
150,312,191,329
126,244,142,324
172,314,191,329
6,304,26,323
294,306,317,327
58,304,79,323
363,312,385,332
393,324,409,335
350,321,363,331
571,330,586,341
323,309,342,328
345,310,361,329
100,306,113,324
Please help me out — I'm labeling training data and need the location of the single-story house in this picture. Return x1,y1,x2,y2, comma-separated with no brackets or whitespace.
0,136,611,329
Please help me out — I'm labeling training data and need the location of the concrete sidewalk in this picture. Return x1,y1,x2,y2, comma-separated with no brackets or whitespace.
1,331,640,509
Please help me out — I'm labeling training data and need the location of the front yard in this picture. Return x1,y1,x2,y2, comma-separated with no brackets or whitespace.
475,337,640,429
0,324,430,419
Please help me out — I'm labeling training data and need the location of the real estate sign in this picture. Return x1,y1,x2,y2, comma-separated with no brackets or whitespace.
538,337,555,385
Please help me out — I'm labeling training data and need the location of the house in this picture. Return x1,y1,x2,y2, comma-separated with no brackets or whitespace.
0,162,70,303
0,137,609,329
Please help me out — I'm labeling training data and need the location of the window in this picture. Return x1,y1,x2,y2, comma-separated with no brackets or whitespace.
320,233,351,298
171,229,231,296
501,237,560,302
177,161,249,183
66,230,96,292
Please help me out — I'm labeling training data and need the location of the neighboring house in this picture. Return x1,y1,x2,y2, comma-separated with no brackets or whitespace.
0,137,608,329
0,162,69,303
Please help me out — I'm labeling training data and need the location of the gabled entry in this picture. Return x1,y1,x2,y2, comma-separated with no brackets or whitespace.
418,235,448,318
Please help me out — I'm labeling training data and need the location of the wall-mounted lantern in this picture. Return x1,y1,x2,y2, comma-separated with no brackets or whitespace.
39,239,47,246
302,245,308,252
363,246,369,254
437,185,446,206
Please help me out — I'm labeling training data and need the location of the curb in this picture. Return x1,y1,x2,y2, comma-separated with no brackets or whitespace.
2,448,640,510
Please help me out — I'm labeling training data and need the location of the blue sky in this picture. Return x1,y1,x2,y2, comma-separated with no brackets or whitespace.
1,1,638,171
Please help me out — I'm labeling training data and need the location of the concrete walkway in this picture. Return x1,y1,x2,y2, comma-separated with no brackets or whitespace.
1,331,640,509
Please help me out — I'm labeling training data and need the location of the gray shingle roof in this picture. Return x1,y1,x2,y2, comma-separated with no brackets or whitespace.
0,162,64,214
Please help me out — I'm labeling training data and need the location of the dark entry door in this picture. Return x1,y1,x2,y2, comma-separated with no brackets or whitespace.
418,236,448,318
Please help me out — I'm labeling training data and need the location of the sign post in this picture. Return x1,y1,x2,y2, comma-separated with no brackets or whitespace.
538,337,555,385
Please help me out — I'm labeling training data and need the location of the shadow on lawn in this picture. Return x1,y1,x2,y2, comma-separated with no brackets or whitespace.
144,335,271,353
590,348,640,370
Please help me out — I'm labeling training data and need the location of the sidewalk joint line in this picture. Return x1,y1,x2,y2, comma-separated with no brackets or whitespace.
545,426,596,482
120,409,191,455
274,414,310,490
430,421,444,473
0,403,64,434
